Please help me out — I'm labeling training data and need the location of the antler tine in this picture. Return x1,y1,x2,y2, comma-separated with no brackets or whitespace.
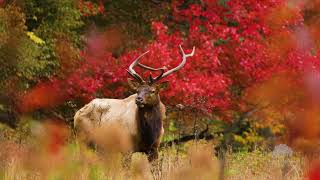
151,45,195,83
162,45,195,78
151,68,165,83
137,63,167,71
136,56,167,84
126,69,143,82
180,44,195,57
127,51,150,82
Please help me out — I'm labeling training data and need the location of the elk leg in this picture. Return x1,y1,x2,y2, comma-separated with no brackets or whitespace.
147,147,159,161
147,133,163,161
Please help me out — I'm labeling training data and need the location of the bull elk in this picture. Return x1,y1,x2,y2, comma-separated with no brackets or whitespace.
74,45,195,160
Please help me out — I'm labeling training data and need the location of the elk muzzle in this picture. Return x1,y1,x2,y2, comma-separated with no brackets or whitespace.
135,96,145,108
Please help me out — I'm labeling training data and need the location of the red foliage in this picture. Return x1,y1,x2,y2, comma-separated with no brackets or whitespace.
78,0,105,16
308,161,320,180
23,1,320,120
18,80,69,113
62,0,320,113
0,0,5,6
45,121,70,155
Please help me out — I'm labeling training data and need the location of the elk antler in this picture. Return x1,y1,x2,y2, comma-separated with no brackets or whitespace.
138,63,167,84
127,51,167,83
127,51,150,83
138,63,167,72
151,45,195,83
127,45,195,83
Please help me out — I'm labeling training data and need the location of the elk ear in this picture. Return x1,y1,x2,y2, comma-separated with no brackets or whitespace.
156,81,169,91
127,78,140,91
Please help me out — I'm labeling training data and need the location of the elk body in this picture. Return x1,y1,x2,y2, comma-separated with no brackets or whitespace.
74,45,195,160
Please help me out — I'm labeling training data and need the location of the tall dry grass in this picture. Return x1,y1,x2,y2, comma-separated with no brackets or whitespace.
0,121,307,180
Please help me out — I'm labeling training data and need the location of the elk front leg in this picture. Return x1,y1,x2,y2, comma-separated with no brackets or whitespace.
147,147,159,161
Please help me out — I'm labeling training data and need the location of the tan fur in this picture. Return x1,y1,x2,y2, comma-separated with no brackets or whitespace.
74,94,165,152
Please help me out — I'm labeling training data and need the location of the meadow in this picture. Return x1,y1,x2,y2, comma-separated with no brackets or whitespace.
0,141,306,180
0,121,306,180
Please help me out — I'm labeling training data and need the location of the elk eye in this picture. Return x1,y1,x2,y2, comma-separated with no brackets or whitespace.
151,90,156,93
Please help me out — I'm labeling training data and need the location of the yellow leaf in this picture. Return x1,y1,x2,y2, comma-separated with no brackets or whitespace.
26,32,45,45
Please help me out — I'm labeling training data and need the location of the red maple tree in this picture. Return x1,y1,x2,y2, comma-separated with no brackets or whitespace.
20,0,320,121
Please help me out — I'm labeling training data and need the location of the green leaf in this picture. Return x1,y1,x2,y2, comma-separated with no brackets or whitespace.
168,121,178,132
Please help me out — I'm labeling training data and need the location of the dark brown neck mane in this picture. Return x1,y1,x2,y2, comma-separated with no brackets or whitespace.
137,103,162,152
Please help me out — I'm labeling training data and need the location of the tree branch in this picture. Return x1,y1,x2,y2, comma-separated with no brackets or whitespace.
160,125,222,147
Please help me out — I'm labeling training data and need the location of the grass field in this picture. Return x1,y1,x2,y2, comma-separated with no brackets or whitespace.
0,139,306,180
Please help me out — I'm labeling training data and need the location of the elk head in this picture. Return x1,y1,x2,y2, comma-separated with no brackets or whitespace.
127,45,195,108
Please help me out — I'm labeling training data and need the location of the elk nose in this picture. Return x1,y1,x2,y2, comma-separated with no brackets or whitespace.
136,97,143,104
